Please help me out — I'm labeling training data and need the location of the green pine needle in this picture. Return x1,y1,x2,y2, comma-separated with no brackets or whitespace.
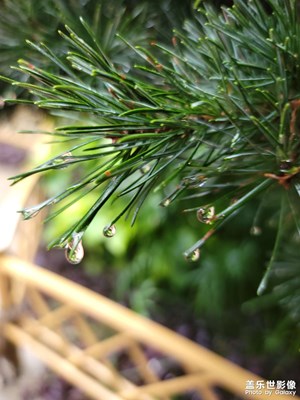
2,1,300,291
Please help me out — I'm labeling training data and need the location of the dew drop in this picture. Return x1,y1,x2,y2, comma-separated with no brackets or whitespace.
49,198,58,205
185,248,200,262
140,164,151,174
65,242,84,264
161,198,171,207
56,151,73,169
250,226,262,236
65,233,84,264
62,151,73,161
103,224,116,238
196,206,216,224
21,207,41,220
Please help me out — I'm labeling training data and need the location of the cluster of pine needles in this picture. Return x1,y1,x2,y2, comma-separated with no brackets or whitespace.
1,0,300,320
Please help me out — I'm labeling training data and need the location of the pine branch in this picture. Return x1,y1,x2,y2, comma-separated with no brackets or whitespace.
0,0,190,96
2,1,300,306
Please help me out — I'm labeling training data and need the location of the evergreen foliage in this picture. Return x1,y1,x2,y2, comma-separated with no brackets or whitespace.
0,0,190,95
1,0,300,326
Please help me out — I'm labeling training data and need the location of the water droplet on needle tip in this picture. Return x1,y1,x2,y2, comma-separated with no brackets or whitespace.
65,232,84,264
103,224,116,238
185,248,200,262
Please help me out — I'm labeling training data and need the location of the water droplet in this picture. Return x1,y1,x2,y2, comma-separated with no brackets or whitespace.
58,152,73,168
140,164,151,174
250,226,262,236
20,196,59,220
21,207,41,220
65,242,84,264
49,151,73,169
103,224,116,238
161,198,171,207
196,206,216,224
65,232,84,264
62,151,72,161
48,198,58,205
185,248,200,262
